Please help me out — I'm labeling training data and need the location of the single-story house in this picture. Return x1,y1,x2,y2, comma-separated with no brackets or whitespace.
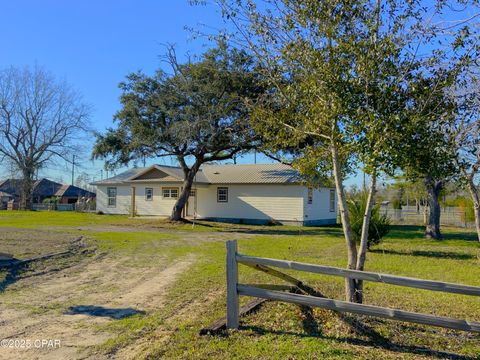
0,178,96,205
54,184,96,204
0,178,63,203
92,163,337,226
0,191,14,210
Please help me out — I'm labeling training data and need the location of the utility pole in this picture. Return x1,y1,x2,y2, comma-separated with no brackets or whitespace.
100,169,103,180
71,154,76,185
254,150,257,164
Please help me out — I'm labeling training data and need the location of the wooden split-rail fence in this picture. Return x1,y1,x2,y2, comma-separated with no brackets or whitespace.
226,240,480,332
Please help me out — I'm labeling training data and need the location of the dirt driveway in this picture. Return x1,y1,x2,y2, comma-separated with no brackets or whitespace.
0,228,194,360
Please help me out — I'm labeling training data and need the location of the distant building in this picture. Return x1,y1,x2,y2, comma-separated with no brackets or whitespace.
0,178,95,208
54,184,96,204
0,191,14,209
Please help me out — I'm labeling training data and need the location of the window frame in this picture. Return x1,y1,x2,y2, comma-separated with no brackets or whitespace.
107,187,117,208
162,187,179,199
189,189,196,197
307,188,313,205
217,187,228,203
329,189,335,212
145,187,153,201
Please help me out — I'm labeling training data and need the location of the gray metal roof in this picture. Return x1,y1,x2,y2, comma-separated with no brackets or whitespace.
91,168,146,185
92,163,302,185
202,164,301,184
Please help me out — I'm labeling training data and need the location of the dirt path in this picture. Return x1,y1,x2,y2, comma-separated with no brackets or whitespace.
0,252,194,360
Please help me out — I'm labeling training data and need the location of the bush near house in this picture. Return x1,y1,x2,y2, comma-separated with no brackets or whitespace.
348,194,391,249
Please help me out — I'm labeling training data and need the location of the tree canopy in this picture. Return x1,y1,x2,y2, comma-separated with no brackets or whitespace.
93,44,264,220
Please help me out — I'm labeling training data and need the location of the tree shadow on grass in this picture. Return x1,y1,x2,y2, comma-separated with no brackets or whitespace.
386,225,425,240
0,260,25,293
220,226,344,237
241,312,476,360
442,231,479,242
387,225,479,243
369,249,476,260
65,305,145,319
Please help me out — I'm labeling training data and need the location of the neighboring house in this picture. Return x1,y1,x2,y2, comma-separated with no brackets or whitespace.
0,191,14,210
54,184,96,204
0,178,95,204
92,164,337,226
0,178,63,203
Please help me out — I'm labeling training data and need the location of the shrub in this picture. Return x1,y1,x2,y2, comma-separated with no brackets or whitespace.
42,197,58,204
348,193,391,250
391,198,402,209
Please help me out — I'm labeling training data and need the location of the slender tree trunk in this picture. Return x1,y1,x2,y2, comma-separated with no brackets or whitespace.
466,176,480,242
424,177,442,239
20,168,34,210
331,144,357,302
170,161,201,221
355,172,377,303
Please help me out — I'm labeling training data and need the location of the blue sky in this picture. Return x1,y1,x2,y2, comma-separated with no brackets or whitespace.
0,0,363,186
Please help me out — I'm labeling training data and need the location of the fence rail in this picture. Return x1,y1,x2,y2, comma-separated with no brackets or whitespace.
226,240,480,333
237,254,480,296
30,203,95,212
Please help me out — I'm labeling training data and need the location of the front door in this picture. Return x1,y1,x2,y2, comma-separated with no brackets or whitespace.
186,189,196,217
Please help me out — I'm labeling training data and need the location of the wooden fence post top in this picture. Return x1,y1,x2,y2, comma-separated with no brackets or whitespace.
226,239,238,248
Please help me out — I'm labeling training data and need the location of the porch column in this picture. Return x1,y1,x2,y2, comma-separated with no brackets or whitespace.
131,186,136,217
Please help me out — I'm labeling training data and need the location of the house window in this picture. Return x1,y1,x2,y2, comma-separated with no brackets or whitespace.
329,189,335,212
107,187,117,207
145,188,153,201
162,187,179,199
217,187,228,202
189,189,196,197
307,188,313,204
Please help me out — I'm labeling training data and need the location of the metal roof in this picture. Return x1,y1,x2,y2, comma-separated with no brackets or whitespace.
93,163,302,185
54,184,96,198
202,164,301,184
91,168,146,185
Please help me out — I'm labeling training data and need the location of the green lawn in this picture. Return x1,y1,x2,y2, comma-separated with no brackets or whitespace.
1,211,479,359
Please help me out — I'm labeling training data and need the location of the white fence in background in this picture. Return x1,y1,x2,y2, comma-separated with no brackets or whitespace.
31,202,96,212
379,207,471,228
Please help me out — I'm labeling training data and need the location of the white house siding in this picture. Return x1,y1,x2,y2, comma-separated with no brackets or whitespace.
133,183,180,216
97,182,336,226
194,184,305,224
96,185,131,215
303,188,337,225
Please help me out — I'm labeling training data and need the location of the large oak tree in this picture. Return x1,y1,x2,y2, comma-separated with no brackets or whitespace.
93,44,264,220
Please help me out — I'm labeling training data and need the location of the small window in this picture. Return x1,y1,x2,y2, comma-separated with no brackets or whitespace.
217,187,228,202
162,187,179,199
107,187,117,207
307,188,313,204
145,188,153,201
329,189,335,212
189,189,196,197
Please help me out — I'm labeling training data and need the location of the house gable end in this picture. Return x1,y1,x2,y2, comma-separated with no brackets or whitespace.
130,167,180,182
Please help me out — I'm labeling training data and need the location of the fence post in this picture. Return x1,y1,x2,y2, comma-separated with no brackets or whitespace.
226,240,239,329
